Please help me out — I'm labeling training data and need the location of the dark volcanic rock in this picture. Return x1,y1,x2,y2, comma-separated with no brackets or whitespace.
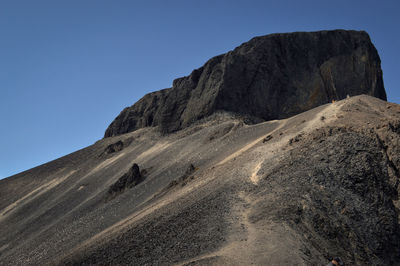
104,140,123,154
253,127,400,265
105,30,386,137
100,138,134,157
107,163,144,199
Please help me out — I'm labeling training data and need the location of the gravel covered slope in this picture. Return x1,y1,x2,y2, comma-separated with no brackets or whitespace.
0,95,399,265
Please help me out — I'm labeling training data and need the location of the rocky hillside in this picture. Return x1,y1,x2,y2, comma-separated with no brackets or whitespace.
0,30,399,265
105,30,386,137
0,95,399,265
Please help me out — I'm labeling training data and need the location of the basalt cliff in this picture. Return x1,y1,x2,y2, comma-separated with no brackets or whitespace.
0,30,399,266
105,30,386,137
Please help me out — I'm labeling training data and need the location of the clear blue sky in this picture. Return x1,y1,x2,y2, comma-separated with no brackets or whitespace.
1,0,399,179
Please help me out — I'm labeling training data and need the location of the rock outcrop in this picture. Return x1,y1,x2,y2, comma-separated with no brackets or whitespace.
100,137,134,157
104,30,386,137
107,163,144,200
104,140,123,154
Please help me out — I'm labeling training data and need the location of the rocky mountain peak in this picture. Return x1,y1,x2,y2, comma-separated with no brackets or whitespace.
104,30,386,137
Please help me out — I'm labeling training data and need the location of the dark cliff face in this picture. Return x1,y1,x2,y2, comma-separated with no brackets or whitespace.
104,30,386,137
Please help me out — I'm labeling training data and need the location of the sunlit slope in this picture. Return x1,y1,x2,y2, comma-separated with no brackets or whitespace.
0,95,399,265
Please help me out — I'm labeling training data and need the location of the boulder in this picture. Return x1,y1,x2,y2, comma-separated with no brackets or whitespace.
107,163,143,199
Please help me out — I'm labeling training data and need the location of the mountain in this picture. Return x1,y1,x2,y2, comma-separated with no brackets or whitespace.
105,30,386,137
1,30,399,266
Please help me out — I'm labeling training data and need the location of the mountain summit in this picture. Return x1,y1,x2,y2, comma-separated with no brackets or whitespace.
1,30,399,265
105,30,386,137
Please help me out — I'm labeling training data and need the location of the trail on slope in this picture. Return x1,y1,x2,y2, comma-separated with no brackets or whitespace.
216,120,286,166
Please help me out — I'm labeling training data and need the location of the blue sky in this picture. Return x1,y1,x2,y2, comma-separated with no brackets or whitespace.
0,0,399,179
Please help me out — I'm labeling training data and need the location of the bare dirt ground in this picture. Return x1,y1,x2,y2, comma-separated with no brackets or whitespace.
0,95,399,265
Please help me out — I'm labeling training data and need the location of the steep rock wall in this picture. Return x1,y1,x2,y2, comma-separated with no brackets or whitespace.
105,30,386,137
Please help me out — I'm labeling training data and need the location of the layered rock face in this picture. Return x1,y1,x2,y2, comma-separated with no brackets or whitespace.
105,30,386,137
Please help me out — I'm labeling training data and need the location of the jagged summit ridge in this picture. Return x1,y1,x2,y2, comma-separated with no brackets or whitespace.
104,29,386,137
